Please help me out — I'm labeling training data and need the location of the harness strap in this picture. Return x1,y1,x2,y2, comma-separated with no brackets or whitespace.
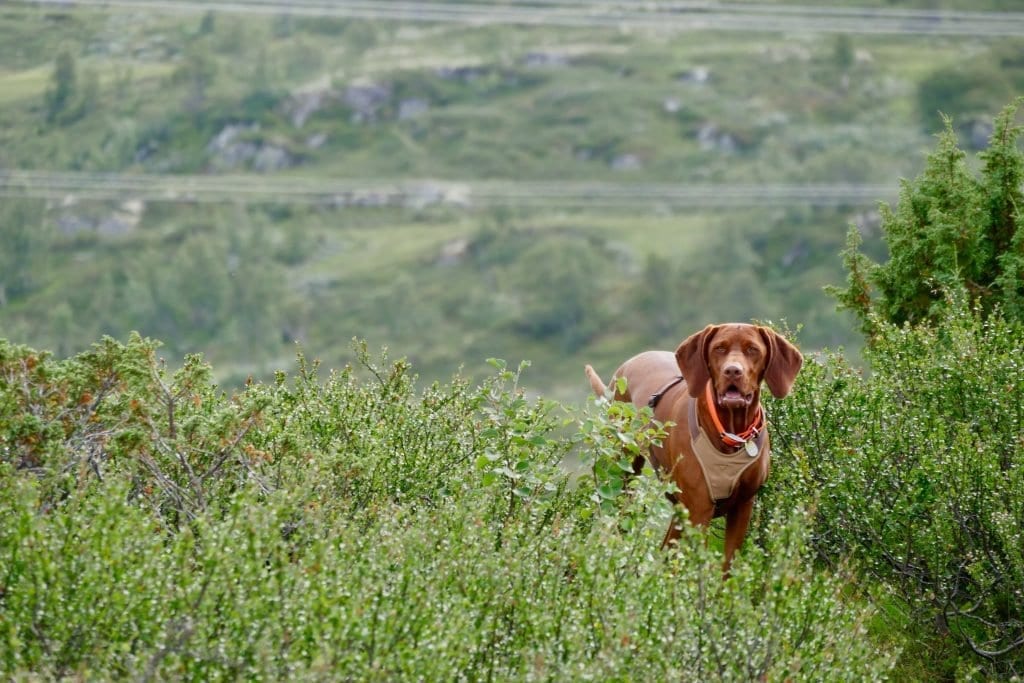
688,395,768,501
688,393,700,439
648,375,685,409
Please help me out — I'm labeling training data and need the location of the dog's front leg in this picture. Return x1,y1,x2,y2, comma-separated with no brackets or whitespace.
723,499,754,573
660,497,713,549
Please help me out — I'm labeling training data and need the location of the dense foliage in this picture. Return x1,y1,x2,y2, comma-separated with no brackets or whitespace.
760,303,1024,679
0,336,894,680
818,102,1024,678
831,100,1024,336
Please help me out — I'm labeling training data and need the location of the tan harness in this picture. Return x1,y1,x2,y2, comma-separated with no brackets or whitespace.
687,395,768,502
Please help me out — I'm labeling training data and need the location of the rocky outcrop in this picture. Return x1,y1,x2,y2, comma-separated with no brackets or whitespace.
56,199,145,237
207,123,297,172
398,98,430,121
344,81,393,123
696,123,737,153
284,76,338,128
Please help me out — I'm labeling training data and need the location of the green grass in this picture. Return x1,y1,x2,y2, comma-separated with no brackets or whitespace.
0,60,174,105
0,65,50,104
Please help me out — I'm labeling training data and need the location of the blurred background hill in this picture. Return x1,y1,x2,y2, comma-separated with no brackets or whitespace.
2,0,1023,397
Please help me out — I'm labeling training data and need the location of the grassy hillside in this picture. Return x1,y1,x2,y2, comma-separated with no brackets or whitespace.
1,3,1023,395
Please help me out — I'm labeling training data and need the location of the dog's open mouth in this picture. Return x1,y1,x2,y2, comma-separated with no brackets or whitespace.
718,384,753,408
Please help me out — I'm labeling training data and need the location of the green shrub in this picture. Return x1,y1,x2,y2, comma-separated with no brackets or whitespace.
0,335,895,680
831,99,1024,337
760,302,1024,678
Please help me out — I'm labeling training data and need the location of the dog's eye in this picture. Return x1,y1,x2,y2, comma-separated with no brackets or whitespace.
745,346,761,357
714,346,728,354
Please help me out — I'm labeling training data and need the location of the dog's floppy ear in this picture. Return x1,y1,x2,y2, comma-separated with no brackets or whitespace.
757,327,804,398
676,325,718,398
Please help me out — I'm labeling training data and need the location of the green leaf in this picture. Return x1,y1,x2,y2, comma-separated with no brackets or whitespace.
615,458,636,473
597,478,623,500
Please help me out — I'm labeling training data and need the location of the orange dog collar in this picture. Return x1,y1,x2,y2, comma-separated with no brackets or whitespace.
704,381,764,451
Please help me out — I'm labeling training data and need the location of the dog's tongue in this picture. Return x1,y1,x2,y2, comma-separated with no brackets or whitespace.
724,388,743,401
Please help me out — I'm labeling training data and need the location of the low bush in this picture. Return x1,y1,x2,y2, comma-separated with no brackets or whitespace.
0,335,894,680
760,302,1024,678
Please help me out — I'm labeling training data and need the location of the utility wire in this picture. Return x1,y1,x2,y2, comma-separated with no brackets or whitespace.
16,0,1024,35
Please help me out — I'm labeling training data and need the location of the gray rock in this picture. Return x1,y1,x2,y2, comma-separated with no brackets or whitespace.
208,123,259,156
611,154,642,171
523,51,570,68
287,90,333,128
344,81,393,123
677,66,710,84
57,213,96,236
696,123,736,153
134,139,159,164
207,124,296,172
306,132,328,150
252,145,295,173
437,237,471,266
398,98,430,120
57,199,144,237
97,215,134,236
284,76,339,128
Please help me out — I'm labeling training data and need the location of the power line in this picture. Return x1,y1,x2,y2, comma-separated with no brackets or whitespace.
16,0,1024,35
0,169,896,208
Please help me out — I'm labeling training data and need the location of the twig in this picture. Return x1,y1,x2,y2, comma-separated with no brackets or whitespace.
200,413,260,483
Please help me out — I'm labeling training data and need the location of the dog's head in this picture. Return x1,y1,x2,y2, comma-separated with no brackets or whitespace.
675,323,803,407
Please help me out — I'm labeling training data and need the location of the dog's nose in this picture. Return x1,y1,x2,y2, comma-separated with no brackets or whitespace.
723,363,743,380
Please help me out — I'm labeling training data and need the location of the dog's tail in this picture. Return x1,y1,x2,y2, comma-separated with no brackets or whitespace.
584,364,610,399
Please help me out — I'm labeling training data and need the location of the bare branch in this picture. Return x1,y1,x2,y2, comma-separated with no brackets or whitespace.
200,413,260,483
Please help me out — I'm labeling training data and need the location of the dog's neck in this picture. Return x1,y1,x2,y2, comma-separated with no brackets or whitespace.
698,384,763,451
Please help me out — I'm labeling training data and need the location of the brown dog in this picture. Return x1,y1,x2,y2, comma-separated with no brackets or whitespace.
585,324,803,570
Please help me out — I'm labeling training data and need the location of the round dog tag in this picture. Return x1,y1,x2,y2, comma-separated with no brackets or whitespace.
745,440,758,457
